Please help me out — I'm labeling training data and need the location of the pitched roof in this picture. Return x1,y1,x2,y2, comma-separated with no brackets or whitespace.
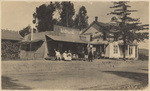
1,29,23,41
80,21,110,34
22,32,46,42
80,21,119,35
90,39,109,45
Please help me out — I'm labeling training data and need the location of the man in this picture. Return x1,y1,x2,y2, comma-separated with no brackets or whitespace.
88,48,93,62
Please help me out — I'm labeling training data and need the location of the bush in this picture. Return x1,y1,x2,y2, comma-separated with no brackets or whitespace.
2,40,20,60
139,53,148,61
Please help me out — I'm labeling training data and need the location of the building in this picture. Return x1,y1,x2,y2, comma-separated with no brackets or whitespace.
1,29,23,60
80,17,138,59
20,25,88,60
20,17,138,60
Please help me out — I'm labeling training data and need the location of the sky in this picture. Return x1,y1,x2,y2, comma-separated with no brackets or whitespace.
1,1,149,49
1,1,149,31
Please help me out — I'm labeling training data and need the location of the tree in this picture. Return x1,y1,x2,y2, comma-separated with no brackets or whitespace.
59,1,75,27
108,1,149,60
74,6,89,30
19,25,31,37
33,2,56,32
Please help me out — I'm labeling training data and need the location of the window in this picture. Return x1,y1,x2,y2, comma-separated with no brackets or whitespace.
129,46,133,55
113,45,118,54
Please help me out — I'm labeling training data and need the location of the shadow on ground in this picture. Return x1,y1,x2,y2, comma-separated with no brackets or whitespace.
103,71,148,90
2,76,32,90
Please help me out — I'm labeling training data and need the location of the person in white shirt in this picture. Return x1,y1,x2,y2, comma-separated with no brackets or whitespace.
63,51,67,61
56,50,61,61
67,50,72,61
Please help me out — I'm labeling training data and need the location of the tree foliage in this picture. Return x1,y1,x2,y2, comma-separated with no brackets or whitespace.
32,1,89,31
108,1,149,59
33,2,56,32
74,6,89,30
59,1,75,27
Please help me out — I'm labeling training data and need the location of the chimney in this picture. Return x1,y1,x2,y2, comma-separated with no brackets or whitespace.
95,16,98,22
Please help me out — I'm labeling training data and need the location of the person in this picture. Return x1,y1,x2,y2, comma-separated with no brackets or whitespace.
56,50,61,61
82,48,86,61
63,51,67,61
67,50,72,61
54,49,57,60
88,48,93,62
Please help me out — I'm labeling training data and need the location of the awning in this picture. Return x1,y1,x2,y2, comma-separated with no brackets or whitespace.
46,35,88,44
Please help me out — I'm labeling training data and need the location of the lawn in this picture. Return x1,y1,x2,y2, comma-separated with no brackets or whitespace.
1,59,148,90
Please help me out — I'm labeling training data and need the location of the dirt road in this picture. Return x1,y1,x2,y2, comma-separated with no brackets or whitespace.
2,59,148,90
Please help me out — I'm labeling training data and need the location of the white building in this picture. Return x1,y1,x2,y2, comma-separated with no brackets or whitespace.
80,17,138,60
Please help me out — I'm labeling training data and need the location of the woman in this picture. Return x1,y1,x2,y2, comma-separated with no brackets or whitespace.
66,50,72,61
63,51,67,61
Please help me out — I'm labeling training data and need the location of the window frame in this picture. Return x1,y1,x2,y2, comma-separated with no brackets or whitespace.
113,45,118,54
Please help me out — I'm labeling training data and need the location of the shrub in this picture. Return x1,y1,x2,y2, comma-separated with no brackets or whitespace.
139,53,148,61
2,40,20,60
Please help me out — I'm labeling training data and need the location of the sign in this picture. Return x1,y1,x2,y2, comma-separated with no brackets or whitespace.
60,29,74,34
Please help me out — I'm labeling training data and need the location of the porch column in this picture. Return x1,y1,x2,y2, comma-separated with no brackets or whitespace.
127,45,129,58
44,36,49,59
136,45,139,60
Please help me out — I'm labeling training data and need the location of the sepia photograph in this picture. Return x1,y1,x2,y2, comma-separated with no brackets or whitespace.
1,0,149,90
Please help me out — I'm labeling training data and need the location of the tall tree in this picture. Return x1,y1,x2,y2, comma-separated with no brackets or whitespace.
59,1,75,27
108,1,149,60
74,6,89,30
33,2,56,32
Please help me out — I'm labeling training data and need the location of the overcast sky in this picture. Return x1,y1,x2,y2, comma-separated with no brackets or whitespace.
1,1,149,31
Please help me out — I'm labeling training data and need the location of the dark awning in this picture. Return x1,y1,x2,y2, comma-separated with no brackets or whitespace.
46,35,88,44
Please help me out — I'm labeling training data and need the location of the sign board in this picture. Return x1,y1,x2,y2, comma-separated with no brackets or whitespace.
54,25,80,35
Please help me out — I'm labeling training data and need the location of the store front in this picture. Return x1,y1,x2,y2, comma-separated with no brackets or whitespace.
46,35,88,58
